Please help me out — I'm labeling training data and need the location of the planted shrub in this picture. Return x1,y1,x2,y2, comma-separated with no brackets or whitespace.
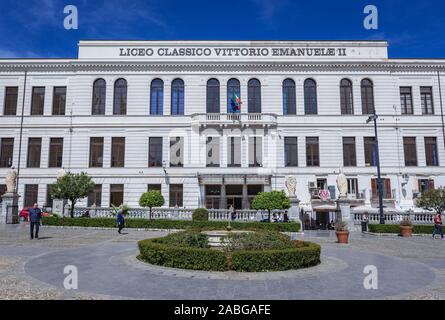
226,230,295,251
42,216,301,232
369,224,435,234
156,230,209,248
192,208,209,221
137,231,320,272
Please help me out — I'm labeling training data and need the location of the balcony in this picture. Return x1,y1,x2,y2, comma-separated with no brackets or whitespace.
191,113,277,128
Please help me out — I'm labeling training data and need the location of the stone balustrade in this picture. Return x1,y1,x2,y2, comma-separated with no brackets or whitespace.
71,207,288,222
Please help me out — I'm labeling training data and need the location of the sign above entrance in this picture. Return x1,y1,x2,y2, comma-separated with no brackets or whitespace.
78,41,389,62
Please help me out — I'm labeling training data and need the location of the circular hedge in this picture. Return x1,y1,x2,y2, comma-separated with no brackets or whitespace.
138,231,321,272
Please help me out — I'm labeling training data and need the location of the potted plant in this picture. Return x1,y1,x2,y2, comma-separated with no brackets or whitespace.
335,221,350,244
400,219,413,237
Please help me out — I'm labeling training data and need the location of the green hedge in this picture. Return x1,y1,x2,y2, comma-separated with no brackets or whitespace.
138,238,227,271
368,224,436,235
138,234,320,272
231,241,321,272
192,208,209,221
41,216,300,232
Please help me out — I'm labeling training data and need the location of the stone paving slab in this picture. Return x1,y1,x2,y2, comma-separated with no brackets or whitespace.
0,225,444,300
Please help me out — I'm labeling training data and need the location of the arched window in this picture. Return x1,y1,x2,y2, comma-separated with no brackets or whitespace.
361,79,375,115
340,79,353,115
92,79,106,115
206,78,220,113
283,78,296,115
150,78,164,115
248,78,261,113
113,78,127,115
227,78,241,113
304,79,317,115
171,78,184,115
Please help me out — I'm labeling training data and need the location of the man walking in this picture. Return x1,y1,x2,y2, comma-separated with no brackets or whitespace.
433,212,444,240
117,209,125,234
29,203,42,240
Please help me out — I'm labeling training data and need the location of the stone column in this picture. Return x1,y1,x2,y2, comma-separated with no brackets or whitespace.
220,184,227,210
242,184,249,209
199,185,206,208
0,192,20,224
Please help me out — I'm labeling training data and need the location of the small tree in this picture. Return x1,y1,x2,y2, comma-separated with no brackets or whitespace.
251,190,291,222
139,191,165,220
51,172,95,218
417,187,445,215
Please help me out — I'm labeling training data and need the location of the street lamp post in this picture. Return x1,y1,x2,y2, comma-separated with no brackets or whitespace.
367,113,385,225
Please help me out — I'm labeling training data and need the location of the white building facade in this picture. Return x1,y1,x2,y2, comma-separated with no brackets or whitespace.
0,40,444,224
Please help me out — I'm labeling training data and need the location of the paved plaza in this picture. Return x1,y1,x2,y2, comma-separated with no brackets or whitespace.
0,224,444,300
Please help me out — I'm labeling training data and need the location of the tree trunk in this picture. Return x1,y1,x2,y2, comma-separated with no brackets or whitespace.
149,207,152,220
70,200,75,218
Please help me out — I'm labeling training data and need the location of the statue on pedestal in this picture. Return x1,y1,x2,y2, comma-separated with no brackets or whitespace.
57,168,66,179
5,167,17,193
285,176,297,198
336,169,348,198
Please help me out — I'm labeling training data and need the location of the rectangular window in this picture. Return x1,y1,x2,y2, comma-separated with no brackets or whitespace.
148,137,163,167
170,137,184,167
342,137,356,167
205,185,221,209
206,136,220,167
418,179,434,194
111,137,125,168
48,138,63,168
88,184,102,207
52,86,66,115
89,137,104,168
284,137,298,167
364,137,377,167
27,138,42,168
46,184,55,208
403,137,418,166
306,137,319,167
169,184,183,207
147,184,162,192
31,87,45,115
24,184,38,207
249,137,262,167
347,178,358,196
425,137,439,166
227,137,241,167
110,184,124,207
0,138,14,168
420,87,434,115
400,87,413,115
371,178,392,199
4,87,18,115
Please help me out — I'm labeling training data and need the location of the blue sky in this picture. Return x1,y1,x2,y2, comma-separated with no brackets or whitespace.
0,0,443,59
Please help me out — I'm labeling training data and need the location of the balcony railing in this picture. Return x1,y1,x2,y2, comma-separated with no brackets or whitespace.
191,113,277,127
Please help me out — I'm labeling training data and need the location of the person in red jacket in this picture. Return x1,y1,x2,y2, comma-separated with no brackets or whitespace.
433,213,444,240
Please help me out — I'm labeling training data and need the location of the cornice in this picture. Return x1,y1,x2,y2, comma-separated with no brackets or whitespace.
0,61,444,73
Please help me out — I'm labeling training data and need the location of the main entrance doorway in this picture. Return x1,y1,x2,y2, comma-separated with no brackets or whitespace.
204,184,264,210
226,185,243,210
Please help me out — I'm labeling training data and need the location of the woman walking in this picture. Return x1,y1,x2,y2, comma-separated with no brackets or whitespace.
433,212,444,240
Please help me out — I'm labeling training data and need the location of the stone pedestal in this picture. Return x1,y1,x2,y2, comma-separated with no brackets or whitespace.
337,196,358,232
52,199,67,216
0,192,20,224
288,196,302,225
